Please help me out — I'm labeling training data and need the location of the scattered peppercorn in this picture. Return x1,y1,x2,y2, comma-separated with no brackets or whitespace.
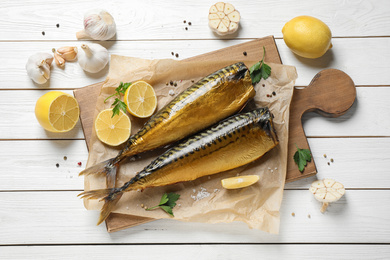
188,22,192,26
78,162,82,166
191,80,195,83
291,212,295,217
171,52,174,56
183,20,186,23
243,51,247,56
185,27,188,30
262,84,265,87
330,158,334,163
327,162,330,166
174,82,177,87
165,82,168,86
63,156,67,161
56,24,60,28
56,163,59,168
272,91,276,96
323,154,327,158
42,31,45,36
175,53,179,58
170,80,173,86
308,214,311,218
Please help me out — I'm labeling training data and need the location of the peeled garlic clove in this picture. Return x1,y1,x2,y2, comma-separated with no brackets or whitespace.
208,2,240,35
57,46,78,61
26,53,53,84
78,43,109,73
52,48,65,67
76,9,116,41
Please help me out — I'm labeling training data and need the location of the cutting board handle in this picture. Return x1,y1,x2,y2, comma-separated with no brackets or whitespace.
286,69,356,182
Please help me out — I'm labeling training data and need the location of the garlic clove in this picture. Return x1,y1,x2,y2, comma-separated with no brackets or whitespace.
78,43,109,73
57,46,78,61
26,53,53,84
52,48,65,67
76,9,116,41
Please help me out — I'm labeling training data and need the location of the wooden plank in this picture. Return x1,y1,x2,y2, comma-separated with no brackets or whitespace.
1,138,389,190
0,38,390,90
1,245,390,260
1,87,388,139
0,0,389,40
0,190,389,244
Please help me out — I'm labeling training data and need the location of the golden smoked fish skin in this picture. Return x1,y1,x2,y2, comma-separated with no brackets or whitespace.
119,62,255,159
79,107,278,225
80,62,255,188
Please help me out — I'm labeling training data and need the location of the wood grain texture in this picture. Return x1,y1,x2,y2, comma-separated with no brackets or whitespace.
1,38,390,90
1,138,389,191
0,0,389,41
1,245,390,260
1,190,390,244
287,69,356,181
1,87,388,140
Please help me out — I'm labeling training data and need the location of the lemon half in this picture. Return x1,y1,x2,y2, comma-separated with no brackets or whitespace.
282,15,332,59
35,91,79,132
95,108,131,146
124,81,157,118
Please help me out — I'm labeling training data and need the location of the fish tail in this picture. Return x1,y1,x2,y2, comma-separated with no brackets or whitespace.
78,158,117,188
78,187,124,225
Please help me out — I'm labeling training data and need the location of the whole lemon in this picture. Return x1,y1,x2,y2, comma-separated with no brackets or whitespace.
282,16,332,59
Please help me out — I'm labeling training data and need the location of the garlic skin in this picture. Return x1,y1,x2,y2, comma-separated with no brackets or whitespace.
26,53,53,84
78,43,109,73
76,9,116,41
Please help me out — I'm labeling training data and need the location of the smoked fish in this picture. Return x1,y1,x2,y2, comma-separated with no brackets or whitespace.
79,107,278,225
80,62,255,188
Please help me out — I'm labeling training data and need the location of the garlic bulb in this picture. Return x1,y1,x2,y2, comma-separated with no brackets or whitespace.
26,53,53,84
76,9,116,41
78,43,109,73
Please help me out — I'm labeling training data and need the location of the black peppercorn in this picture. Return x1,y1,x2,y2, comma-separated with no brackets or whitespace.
175,53,179,58
42,31,45,36
188,22,192,26
56,163,59,168
272,91,276,96
56,24,60,28
243,51,247,56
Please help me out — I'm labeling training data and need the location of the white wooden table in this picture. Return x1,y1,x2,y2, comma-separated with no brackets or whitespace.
1,0,390,259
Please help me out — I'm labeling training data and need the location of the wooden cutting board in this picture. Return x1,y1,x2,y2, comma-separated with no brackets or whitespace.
74,36,356,232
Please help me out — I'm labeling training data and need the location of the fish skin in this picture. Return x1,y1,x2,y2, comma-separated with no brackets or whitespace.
79,107,278,225
80,62,255,188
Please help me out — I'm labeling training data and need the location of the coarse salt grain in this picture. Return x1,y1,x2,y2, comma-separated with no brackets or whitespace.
169,90,175,96
190,187,210,201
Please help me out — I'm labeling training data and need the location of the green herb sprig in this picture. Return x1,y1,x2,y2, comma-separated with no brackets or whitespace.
146,192,180,217
293,144,312,172
104,82,132,117
249,46,272,84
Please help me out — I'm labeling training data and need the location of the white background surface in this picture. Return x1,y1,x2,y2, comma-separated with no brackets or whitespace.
1,0,390,259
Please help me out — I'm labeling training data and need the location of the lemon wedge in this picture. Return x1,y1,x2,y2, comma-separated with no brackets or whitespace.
124,81,157,118
35,91,79,132
221,175,260,189
95,108,131,146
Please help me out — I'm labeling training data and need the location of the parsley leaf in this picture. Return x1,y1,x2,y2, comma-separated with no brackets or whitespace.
146,192,180,217
293,144,312,172
104,82,132,118
249,46,272,84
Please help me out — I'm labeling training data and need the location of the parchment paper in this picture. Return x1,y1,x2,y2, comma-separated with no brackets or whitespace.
83,55,297,234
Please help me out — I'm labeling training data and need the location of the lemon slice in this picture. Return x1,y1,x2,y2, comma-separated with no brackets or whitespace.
124,81,157,118
35,91,80,133
95,108,131,146
221,175,260,189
